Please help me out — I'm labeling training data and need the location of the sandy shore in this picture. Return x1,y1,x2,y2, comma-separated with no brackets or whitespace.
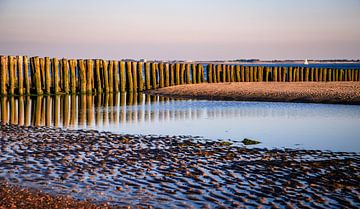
148,82,360,105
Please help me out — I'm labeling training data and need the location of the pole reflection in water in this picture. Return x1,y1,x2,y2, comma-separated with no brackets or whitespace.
0,94,360,151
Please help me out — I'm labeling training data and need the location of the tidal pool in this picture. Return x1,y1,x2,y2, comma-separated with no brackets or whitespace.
0,93,359,152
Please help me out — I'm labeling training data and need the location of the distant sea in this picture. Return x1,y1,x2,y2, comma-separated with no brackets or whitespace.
241,63,360,69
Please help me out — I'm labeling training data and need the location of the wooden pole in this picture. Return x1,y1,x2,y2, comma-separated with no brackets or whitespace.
52,58,59,94
159,62,165,88
69,59,77,93
165,63,170,87
132,61,138,91
169,63,175,86
180,63,185,84
126,61,133,92
0,56,7,95
273,67,278,82
23,56,30,95
246,66,250,82
9,56,15,95
226,65,231,82
265,67,270,82
151,62,158,88
120,61,126,92
114,61,119,92
86,59,93,93
305,67,309,82
208,64,213,83
102,60,109,93
39,58,45,90
109,61,114,93
191,64,197,84
175,63,181,85
186,63,191,84
34,57,43,94
137,61,144,91
95,59,102,93
145,62,151,90
78,59,87,94
17,56,24,95
212,64,217,83
198,64,202,83
44,57,51,94
62,59,70,94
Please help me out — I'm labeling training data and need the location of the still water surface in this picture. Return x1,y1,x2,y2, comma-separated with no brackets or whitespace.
1,93,359,152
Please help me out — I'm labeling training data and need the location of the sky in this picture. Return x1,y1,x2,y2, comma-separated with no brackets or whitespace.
0,0,359,60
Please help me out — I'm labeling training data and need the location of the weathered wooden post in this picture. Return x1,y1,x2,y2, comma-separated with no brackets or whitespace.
208,64,213,83
52,58,60,94
212,64,217,83
102,60,110,93
221,65,225,82
44,57,51,94
151,62,158,88
159,62,165,88
34,57,43,95
170,63,175,86
273,67,278,82
132,61,138,91
198,64,202,83
319,68,323,81
175,63,181,85
235,65,240,82
192,64,197,84
109,61,114,93
23,56,30,95
87,59,94,93
137,61,144,91
8,56,15,95
113,61,119,92
0,56,7,95
296,67,300,82
226,65,231,82
126,61,134,92
344,69,348,81
315,68,320,81
17,56,24,95
145,62,151,90
180,63,185,84
216,64,222,83
95,59,102,93
62,59,70,94
305,67,309,82
265,66,270,82
40,58,45,90
239,65,244,82
186,63,191,84
120,61,126,92
69,59,76,93
78,59,87,94
288,67,293,82
165,63,170,87
259,66,264,82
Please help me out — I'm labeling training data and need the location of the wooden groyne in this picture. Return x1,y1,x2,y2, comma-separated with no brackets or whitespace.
0,55,359,95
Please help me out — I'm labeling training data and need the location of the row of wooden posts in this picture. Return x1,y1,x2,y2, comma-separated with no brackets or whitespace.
1,55,360,95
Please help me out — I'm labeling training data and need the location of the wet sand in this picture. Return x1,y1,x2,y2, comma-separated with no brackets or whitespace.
0,180,114,209
148,82,360,105
1,123,359,208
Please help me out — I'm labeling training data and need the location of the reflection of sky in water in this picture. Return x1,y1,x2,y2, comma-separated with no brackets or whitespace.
1,94,360,152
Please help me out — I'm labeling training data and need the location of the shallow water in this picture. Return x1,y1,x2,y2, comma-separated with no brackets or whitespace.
1,93,360,152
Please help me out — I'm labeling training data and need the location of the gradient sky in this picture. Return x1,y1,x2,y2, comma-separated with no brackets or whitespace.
0,0,359,60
